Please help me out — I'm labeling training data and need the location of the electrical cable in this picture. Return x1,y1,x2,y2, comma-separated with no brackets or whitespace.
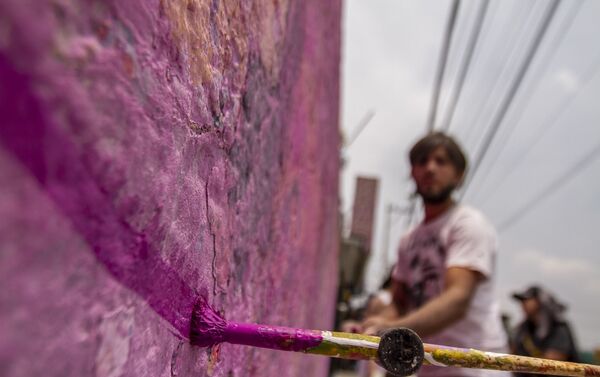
458,0,537,148
426,0,461,132
498,140,600,231
460,0,562,199
478,54,600,207
469,0,586,204
345,110,376,148
440,0,490,132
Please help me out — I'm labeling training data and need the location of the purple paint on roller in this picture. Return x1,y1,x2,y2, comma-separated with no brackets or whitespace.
190,297,323,351
224,323,323,352
189,297,228,347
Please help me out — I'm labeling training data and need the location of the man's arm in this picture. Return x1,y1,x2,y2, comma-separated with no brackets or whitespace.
544,350,569,361
376,279,408,320
342,279,406,333
542,324,575,361
363,267,482,336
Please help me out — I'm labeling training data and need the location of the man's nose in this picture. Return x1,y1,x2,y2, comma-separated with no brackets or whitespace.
424,159,438,172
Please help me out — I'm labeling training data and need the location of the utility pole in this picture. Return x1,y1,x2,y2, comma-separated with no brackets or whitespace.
381,203,410,270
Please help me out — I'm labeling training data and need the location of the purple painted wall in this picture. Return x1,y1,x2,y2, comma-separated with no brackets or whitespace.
0,1,341,376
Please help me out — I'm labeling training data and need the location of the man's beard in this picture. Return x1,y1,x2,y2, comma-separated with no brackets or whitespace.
417,183,456,205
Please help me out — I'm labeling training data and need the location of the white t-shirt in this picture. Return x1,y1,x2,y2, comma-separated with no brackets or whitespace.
392,205,509,377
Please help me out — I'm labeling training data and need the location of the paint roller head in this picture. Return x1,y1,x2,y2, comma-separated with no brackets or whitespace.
190,297,228,347
377,328,424,377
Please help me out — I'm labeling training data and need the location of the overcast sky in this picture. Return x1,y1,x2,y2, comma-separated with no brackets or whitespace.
340,0,600,350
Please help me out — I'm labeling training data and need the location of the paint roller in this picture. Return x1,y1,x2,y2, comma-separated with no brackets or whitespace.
191,297,423,376
191,297,600,376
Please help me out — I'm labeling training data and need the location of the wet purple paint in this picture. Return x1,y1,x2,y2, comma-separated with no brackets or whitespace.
0,54,198,338
190,297,228,347
190,297,322,351
224,323,323,352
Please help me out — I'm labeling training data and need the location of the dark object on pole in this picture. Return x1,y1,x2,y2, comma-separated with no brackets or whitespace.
378,328,425,377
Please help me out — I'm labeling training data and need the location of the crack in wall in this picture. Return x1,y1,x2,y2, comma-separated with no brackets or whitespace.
170,340,184,377
205,178,219,296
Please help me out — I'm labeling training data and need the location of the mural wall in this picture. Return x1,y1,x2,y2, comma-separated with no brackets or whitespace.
0,1,341,376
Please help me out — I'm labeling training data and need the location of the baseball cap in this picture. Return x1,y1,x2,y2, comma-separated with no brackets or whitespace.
512,285,541,301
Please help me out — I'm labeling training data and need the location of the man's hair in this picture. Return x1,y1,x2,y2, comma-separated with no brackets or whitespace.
409,132,467,175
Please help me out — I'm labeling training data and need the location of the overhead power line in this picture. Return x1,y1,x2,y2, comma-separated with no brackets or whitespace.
345,109,376,147
471,0,586,204
460,0,561,199
440,0,490,132
426,0,461,132
459,0,537,148
498,141,600,231
479,56,600,208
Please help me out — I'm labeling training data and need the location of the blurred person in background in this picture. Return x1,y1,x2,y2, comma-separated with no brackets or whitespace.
345,132,509,377
511,285,579,376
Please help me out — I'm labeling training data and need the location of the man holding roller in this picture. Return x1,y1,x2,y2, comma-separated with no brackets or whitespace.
358,132,509,376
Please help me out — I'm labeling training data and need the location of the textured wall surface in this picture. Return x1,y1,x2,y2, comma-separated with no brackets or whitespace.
0,1,341,376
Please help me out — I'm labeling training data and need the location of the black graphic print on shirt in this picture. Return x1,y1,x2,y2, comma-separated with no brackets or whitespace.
404,233,447,309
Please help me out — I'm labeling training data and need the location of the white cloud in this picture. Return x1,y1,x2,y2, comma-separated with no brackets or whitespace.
514,249,600,295
517,249,590,276
554,69,580,94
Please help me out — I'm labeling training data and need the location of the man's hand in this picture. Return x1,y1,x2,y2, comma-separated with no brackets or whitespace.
341,316,397,336
340,280,408,336
362,315,393,336
340,319,363,333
